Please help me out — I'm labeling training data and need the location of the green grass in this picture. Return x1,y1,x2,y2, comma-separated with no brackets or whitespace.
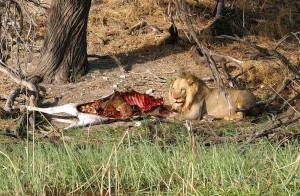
0,123,299,195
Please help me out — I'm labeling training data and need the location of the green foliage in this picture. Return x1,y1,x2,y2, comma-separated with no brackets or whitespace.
69,67,77,83
166,77,176,88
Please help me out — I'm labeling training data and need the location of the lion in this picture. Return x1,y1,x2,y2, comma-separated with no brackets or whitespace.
169,71,260,120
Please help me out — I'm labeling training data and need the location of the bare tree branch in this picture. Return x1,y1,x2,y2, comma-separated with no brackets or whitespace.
0,61,37,92
273,31,300,50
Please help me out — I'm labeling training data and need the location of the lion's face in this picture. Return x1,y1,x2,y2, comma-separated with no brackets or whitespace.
169,77,198,113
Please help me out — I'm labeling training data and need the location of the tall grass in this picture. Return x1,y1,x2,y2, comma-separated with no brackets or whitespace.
0,128,299,195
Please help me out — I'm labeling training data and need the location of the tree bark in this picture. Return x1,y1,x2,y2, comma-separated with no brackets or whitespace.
32,0,91,84
214,0,225,20
211,0,227,36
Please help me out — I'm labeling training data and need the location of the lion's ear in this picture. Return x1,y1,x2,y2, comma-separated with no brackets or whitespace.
187,76,194,85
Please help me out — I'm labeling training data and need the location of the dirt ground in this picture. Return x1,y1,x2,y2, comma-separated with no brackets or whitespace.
0,0,299,131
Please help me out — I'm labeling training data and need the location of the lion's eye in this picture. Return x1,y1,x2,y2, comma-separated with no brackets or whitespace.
181,88,186,93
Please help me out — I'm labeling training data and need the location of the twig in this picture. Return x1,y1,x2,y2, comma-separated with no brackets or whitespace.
146,70,167,83
258,77,294,106
281,92,300,111
110,55,127,73
273,31,300,50
11,0,37,26
231,66,254,81
0,64,35,93
130,70,167,83
216,35,271,56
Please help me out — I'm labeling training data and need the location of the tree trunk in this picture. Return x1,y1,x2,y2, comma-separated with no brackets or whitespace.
32,0,91,84
211,0,231,36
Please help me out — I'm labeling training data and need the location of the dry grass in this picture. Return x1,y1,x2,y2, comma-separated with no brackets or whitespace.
87,0,170,55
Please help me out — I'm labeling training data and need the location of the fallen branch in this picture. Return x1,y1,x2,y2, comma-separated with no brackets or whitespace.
216,35,300,77
240,113,300,149
190,45,243,66
129,19,163,35
0,61,38,107
129,20,148,34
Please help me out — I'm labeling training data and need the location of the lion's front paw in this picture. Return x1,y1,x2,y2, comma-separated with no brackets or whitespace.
167,113,186,121
202,115,216,122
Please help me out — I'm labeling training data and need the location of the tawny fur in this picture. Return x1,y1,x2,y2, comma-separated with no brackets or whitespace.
169,71,259,120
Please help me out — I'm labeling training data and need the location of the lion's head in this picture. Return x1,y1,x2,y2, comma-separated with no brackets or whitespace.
169,71,206,113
